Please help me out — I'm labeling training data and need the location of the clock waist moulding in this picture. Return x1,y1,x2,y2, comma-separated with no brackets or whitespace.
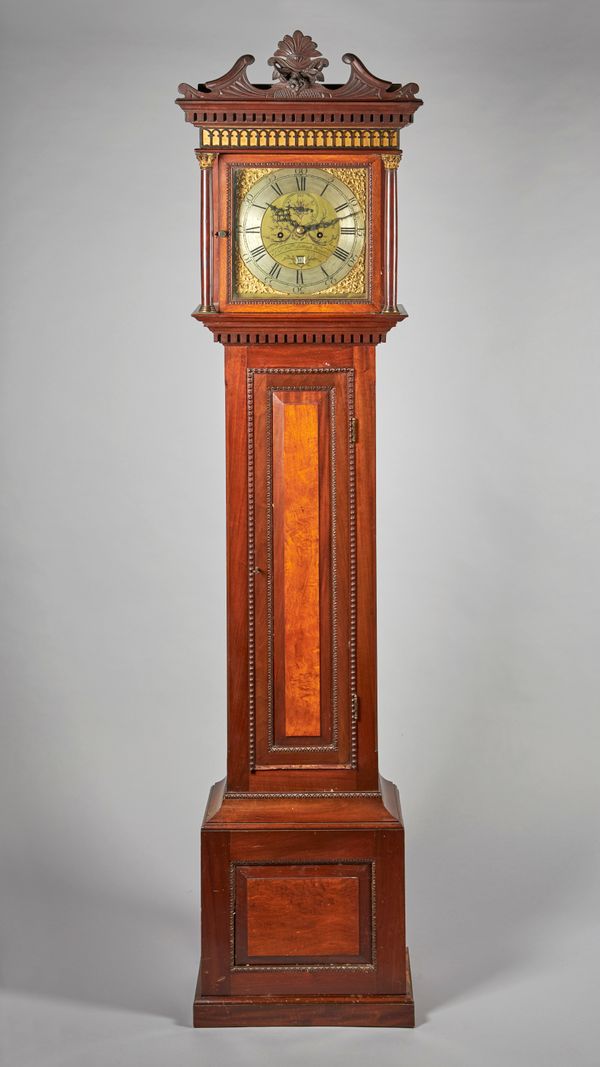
176,31,422,1028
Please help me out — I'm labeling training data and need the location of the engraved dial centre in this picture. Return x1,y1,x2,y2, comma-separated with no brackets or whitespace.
261,191,340,270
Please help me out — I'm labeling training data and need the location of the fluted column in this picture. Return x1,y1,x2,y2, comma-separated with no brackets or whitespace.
195,150,217,313
382,151,402,313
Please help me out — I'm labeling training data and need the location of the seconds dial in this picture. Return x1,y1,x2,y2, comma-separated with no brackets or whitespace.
236,167,366,297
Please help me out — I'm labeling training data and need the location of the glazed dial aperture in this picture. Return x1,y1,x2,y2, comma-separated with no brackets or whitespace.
237,167,366,297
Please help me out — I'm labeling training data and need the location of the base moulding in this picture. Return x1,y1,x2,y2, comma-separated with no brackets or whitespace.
194,949,414,1028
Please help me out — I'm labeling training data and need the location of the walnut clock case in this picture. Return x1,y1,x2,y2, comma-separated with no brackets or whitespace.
176,31,422,1028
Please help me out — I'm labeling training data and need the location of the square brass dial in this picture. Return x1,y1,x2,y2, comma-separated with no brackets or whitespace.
231,164,369,302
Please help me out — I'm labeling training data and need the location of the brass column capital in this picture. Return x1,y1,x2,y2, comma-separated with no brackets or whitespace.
381,151,403,170
195,150,217,169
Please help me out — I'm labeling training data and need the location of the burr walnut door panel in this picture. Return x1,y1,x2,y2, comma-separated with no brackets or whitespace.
249,366,356,772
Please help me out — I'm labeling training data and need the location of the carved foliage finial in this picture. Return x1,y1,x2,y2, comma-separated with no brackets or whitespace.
268,30,329,95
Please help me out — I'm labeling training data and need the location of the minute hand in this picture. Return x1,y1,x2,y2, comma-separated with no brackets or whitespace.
305,213,359,231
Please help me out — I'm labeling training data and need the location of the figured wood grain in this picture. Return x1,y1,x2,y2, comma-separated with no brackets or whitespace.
272,383,333,750
245,873,359,957
230,849,376,986
251,363,354,779
272,393,321,737
225,350,383,789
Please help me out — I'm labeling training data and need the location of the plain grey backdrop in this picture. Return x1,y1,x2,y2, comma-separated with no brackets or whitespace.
1,0,599,1064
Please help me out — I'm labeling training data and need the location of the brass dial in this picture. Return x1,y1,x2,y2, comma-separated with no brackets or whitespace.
236,167,366,298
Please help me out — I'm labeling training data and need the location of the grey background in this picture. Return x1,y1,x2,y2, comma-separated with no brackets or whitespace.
1,0,599,1064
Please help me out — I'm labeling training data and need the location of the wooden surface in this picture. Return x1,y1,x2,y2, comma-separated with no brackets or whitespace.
272,392,322,737
198,157,215,311
177,34,422,107
194,950,415,1028
215,151,385,315
176,44,422,1026
261,375,338,754
224,348,250,788
228,352,369,787
204,341,411,1019
198,779,407,1004
205,341,411,1017
383,161,399,312
203,774,404,827
193,311,407,345
239,863,366,961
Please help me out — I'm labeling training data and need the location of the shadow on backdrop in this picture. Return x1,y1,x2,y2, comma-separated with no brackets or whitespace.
0,863,196,1025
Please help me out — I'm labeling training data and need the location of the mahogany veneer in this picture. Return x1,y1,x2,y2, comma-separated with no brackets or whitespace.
176,31,422,1028
195,777,413,1026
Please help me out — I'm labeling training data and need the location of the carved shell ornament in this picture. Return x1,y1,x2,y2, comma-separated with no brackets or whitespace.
268,30,329,96
177,30,421,102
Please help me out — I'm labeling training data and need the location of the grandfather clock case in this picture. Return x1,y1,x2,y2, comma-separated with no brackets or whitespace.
176,32,422,1027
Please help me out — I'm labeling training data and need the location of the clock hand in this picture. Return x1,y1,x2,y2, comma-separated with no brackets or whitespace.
303,219,335,232
268,204,294,224
303,213,359,231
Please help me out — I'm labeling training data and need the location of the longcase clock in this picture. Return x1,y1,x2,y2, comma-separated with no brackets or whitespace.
176,30,423,1028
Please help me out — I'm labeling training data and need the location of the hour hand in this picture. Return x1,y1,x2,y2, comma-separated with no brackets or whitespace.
269,204,293,224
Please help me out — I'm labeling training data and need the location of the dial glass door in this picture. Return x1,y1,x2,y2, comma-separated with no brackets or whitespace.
233,165,368,301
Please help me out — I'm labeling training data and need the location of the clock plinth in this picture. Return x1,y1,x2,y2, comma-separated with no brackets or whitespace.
194,777,414,1028
176,32,422,1028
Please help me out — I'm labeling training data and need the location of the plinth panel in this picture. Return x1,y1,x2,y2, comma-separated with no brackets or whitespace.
235,861,372,965
200,817,406,999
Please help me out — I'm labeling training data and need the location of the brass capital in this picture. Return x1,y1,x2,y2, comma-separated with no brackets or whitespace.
382,151,403,170
195,150,216,169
